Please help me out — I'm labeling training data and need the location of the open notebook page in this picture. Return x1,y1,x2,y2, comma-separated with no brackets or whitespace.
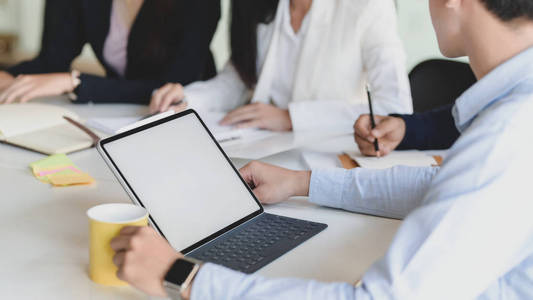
0,103,80,138
344,150,437,169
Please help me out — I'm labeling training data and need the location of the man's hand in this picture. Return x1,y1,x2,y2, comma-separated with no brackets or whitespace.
220,103,293,131
0,73,74,104
111,226,182,297
0,71,14,92
354,114,406,156
149,83,187,114
239,161,311,204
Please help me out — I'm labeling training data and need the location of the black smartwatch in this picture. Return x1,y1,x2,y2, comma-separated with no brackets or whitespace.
163,257,202,300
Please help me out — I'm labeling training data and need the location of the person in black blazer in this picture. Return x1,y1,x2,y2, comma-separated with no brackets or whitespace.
0,0,220,104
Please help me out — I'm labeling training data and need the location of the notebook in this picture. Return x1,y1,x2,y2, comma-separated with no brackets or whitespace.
343,150,439,169
0,103,94,155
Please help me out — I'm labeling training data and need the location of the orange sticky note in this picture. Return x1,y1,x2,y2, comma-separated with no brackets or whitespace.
48,172,95,186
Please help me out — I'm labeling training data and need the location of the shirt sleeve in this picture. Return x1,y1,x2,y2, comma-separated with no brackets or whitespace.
185,61,250,112
288,102,368,133
192,263,366,300
391,104,460,150
288,100,411,133
308,167,438,219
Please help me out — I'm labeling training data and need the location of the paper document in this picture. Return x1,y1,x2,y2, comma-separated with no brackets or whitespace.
196,111,276,145
85,116,141,135
344,150,437,169
86,111,174,136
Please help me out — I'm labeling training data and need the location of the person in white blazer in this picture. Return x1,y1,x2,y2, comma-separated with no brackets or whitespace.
150,0,412,133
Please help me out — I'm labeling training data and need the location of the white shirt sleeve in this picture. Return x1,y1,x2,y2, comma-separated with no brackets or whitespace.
184,61,251,112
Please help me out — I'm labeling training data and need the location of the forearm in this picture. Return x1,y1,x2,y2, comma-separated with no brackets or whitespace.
191,263,366,300
74,74,162,104
308,167,438,219
393,104,460,150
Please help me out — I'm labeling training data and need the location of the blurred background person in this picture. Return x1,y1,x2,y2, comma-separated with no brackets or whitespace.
0,0,220,104
150,0,412,133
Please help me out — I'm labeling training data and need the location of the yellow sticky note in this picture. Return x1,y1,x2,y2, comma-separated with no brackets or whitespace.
30,154,95,186
48,172,95,186
30,154,76,182
30,154,74,171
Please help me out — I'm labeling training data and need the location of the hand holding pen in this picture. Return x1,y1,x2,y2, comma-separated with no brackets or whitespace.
353,88,407,157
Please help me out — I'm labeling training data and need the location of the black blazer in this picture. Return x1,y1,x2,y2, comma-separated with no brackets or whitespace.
7,0,220,104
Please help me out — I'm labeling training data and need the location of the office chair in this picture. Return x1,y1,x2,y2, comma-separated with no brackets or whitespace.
409,59,477,113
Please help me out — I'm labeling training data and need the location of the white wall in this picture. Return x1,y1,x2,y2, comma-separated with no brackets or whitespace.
398,0,445,68
0,0,18,32
0,0,45,53
0,0,461,72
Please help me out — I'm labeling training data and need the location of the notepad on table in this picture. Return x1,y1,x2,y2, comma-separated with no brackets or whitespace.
0,103,94,155
30,154,94,186
343,150,439,169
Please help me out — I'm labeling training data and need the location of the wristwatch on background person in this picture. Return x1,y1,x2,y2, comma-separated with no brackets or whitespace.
163,257,203,300
68,69,81,101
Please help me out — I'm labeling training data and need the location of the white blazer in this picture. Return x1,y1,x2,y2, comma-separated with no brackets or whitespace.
185,0,412,132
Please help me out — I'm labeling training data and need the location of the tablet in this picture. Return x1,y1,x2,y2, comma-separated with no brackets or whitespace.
97,110,263,253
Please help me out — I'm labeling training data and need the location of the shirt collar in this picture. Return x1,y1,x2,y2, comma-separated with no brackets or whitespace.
453,46,533,132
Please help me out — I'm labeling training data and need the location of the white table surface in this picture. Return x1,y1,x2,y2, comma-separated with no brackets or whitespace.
0,99,401,299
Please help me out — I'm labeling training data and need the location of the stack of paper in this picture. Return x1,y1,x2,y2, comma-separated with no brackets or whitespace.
30,154,94,186
344,150,438,169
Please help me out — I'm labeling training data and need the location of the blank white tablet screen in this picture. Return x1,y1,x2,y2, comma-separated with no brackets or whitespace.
102,113,261,251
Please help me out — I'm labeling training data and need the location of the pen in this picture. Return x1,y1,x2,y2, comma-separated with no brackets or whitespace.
366,85,380,154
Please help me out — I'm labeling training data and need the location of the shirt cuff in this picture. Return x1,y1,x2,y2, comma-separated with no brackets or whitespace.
389,113,419,150
190,263,247,300
288,102,309,131
308,168,348,209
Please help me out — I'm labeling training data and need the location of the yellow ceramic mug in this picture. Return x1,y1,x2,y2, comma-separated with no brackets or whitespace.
87,203,148,286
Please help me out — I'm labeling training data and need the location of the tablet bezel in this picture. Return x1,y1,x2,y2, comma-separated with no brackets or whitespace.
97,109,264,254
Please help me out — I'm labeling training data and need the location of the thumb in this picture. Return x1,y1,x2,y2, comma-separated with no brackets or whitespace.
239,164,254,185
371,117,398,138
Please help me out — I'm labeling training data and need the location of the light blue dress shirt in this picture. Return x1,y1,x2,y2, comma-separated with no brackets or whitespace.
191,47,533,299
